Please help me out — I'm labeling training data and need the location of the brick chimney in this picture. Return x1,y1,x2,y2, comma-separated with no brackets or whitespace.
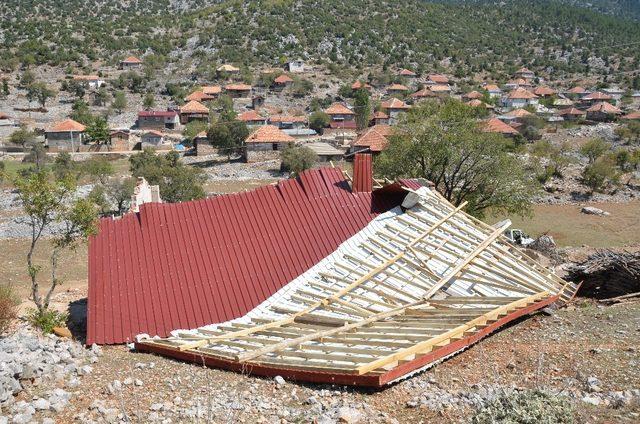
352,153,373,193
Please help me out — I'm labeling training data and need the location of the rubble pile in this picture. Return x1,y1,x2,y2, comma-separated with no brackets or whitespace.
567,250,640,298
0,323,99,422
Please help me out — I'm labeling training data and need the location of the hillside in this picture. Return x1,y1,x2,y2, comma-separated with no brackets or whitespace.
0,0,639,83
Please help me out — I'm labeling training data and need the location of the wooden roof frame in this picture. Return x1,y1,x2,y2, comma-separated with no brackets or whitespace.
137,186,577,387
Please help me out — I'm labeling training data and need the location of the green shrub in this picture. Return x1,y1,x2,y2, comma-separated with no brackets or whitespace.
27,308,68,334
471,390,574,424
0,284,20,334
582,157,619,193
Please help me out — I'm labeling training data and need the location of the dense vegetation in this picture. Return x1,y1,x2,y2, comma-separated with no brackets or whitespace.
1,0,639,83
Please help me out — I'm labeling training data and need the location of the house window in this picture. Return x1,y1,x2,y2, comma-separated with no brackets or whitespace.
272,143,278,151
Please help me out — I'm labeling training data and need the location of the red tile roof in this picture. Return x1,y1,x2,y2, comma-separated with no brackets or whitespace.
387,83,409,92
567,86,587,94
411,88,438,99
274,74,293,84
507,87,537,100
225,83,252,91
399,69,416,77
429,84,451,93
185,91,215,102
202,86,222,95
482,118,519,135
583,91,613,101
586,101,622,114
48,119,86,132
268,115,306,123
237,110,265,122
180,100,209,114
464,90,483,100
353,125,393,152
245,125,295,143
505,108,533,118
428,74,449,84
622,111,640,120
87,168,419,344
381,98,410,110
533,86,556,96
122,56,142,64
557,107,586,116
484,84,501,92
352,81,372,90
372,111,389,119
325,103,355,115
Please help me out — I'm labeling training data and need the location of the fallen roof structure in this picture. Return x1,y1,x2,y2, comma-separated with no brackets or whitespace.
87,159,418,345
137,186,577,387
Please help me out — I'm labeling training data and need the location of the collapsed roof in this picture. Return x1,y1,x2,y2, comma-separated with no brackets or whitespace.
137,186,577,387
87,161,418,345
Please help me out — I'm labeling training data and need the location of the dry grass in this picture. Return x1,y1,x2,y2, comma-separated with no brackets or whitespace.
0,284,20,333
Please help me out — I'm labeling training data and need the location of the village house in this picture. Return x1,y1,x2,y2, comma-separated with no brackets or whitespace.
140,130,169,150
137,110,179,130
426,74,449,85
238,110,267,127
325,103,356,129
272,74,294,90
109,130,130,151
411,87,438,102
244,124,295,162
557,107,586,121
268,115,306,130
387,83,410,96
483,84,502,98
398,69,417,78
371,111,390,126
185,90,216,103
482,118,519,137
466,99,493,110
533,86,556,97
622,111,640,121
225,83,252,98
586,101,622,122
429,84,452,96
72,75,105,89
285,59,305,73
603,87,625,105
502,108,533,124
514,67,535,80
351,125,393,155
217,64,240,75
565,86,588,99
381,98,410,125
463,91,483,101
581,91,613,107
45,119,86,152
120,56,142,70
503,87,539,109
352,80,373,91
203,86,222,97
179,101,209,124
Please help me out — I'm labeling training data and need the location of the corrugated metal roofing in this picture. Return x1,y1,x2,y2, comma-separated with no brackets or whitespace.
87,167,417,345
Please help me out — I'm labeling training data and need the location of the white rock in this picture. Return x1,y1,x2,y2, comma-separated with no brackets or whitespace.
582,395,602,406
274,375,286,386
338,406,362,423
581,206,609,216
32,398,50,410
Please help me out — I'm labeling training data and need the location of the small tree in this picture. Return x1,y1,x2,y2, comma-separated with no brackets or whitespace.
52,152,79,180
23,143,48,170
19,70,35,88
29,82,55,108
582,157,619,193
309,111,330,134
580,138,609,164
85,116,110,144
143,92,155,109
1,79,9,98
207,120,249,159
281,144,317,175
354,88,371,130
106,177,136,215
83,157,114,185
94,87,110,106
14,170,98,318
9,127,37,151
112,91,127,114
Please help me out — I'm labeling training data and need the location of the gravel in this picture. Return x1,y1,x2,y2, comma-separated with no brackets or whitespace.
0,323,98,421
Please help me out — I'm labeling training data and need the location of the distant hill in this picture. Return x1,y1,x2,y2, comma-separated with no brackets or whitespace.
0,0,638,84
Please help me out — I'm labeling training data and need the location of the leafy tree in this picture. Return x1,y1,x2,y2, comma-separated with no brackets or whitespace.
353,88,371,130
70,100,94,125
281,144,317,175
83,157,114,185
309,111,330,134
23,143,47,170
207,120,249,159
9,127,36,151
85,116,110,144
582,157,619,193
1,79,9,98
112,91,127,114
518,115,545,141
580,138,609,163
183,120,208,143
52,152,79,180
615,121,640,145
13,170,98,315
19,70,35,88
143,92,155,109
105,177,136,215
94,87,109,106
27,82,55,108
129,149,206,203
376,99,537,217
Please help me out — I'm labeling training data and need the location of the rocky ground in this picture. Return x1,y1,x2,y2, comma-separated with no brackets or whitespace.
2,297,638,423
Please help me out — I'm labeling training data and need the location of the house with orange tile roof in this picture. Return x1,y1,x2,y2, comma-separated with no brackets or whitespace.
179,100,209,124
237,110,267,127
120,56,142,70
533,86,556,97
586,102,622,122
581,91,613,107
411,87,438,101
565,86,589,99
380,98,410,125
503,87,538,109
398,69,417,78
137,110,179,130
273,74,294,90
371,111,390,126
225,83,252,98
481,118,519,136
387,83,409,95
504,78,532,91
325,103,356,129
429,84,452,95
45,119,86,151
426,74,449,85
244,125,296,162
557,107,586,121
203,86,222,96
185,90,216,103
466,99,493,110
483,84,502,98
514,67,535,80
463,91,483,101
268,114,306,130
352,80,373,91
351,125,394,154
141,130,169,150
622,111,640,121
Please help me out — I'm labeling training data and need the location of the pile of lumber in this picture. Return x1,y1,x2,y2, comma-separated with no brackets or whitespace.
567,250,640,299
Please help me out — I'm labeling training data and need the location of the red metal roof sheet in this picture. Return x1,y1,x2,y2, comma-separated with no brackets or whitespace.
87,167,414,344
353,154,373,193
